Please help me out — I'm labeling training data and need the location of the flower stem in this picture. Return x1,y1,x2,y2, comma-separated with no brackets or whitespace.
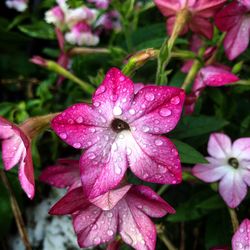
157,224,177,250
0,170,32,250
68,47,110,56
228,208,239,233
157,184,169,196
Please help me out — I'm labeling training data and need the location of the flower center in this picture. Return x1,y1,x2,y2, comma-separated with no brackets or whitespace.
111,118,130,132
228,157,239,169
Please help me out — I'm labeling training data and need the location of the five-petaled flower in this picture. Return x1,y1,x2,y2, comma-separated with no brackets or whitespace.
232,218,250,250
154,0,226,39
215,0,250,60
52,68,185,199
192,133,250,208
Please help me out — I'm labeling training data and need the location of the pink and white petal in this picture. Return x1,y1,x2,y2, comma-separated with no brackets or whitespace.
49,187,90,215
18,149,35,199
92,68,134,121
154,0,180,16
189,17,213,39
90,185,132,210
232,218,250,250
118,199,156,250
127,86,185,134
219,171,247,208
73,205,118,248
127,185,175,217
223,17,250,60
208,133,232,159
127,132,182,184
80,133,127,199
134,83,145,94
232,138,250,160
239,168,250,186
192,163,229,182
40,159,80,188
0,117,15,139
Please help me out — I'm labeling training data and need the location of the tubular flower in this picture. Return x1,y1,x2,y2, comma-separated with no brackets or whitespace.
192,133,250,208
5,0,28,12
185,66,239,114
154,0,226,39
215,0,250,60
232,218,250,250
49,184,175,249
52,68,185,199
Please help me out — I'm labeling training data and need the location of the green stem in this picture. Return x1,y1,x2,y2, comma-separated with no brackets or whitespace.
157,184,169,196
228,208,239,233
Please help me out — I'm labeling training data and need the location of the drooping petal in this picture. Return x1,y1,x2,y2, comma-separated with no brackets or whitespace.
153,0,180,17
92,68,134,121
40,159,80,189
127,132,182,184
218,171,247,208
126,86,185,134
118,199,156,250
73,205,118,248
232,218,250,250
80,132,127,199
208,133,232,159
127,185,175,217
189,16,213,39
232,138,250,160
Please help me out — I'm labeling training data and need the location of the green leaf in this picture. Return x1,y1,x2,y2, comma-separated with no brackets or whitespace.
172,139,208,164
18,21,56,39
170,115,228,139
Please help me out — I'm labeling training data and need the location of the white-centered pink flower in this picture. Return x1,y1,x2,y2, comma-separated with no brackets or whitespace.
154,0,226,39
192,133,250,208
215,0,250,60
51,68,185,199
5,0,28,12
232,218,250,250
0,116,34,199
45,6,65,27
49,184,175,249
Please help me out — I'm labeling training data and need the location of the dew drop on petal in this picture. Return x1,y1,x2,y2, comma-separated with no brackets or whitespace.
107,229,114,236
171,96,180,105
129,109,136,115
141,104,146,109
154,120,160,124
155,139,163,146
122,98,127,103
96,85,106,95
240,228,245,233
89,127,96,133
107,212,113,218
118,134,125,139
93,101,100,107
59,133,67,139
68,119,74,124
145,93,155,101
115,165,122,174
76,116,83,123
73,142,81,148
172,180,177,184
119,76,125,81
93,237,101,244
88,152,96,159
142,126,150,132
127,147,132,155
113,106,123,116
92,224,98,230
159,108,172,117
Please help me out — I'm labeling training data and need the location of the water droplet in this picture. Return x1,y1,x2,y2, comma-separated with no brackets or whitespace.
158,165,167,173
172,180,177,184
127,147,132,155
141,104,146,109
107,212,113,218
129,109,136,115
68,119,74,124
155,139,163,146
143,173,149,179
142,126,150,132
93,101,100,107
107,229,114,236
145,93,155,101
96,85,106,95
89,127,96,133
113,106,122,116
154,127,160,133
92,224,98,230
122,98,127,103
76,116,83,123
154,120,160,124
93,237,101,244
141,240,145,245
110,94,118,101
115,165,122,174
119,76,125,81
73,142,81,148
118,134,125,139
171,96,180,105
240,228,245,233
159,108,172,117
88,152,96,159
59,133,67,139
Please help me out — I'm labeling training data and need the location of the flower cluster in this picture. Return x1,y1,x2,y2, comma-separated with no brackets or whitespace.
45,0,120,46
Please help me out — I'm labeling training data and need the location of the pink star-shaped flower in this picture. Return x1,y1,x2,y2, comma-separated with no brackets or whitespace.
232,218,250,250
51,68,185,199
215,0,250,60
154,0,226,39
0,116,34,199
192,133,250,208
50,184,175,249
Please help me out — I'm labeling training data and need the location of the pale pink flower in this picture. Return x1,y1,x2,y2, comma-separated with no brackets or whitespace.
45,6,65,27
192,133,250,208
52,68,185,199
232,218,250,250
215,0,250,60
5,0,28,12
49,184,175,249
0,116,34,199
185,66,239,114
154,0,226,39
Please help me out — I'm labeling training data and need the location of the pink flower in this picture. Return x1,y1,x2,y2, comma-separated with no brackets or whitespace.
0,116,34,199
96,11,121,31
49,184,175,249
192,133,250,208
5,0,28,12
154,0,226,39
185,66,239,114
45,6,65,27
232,218,250,250
215,0,250,60
88,0,110,9
51,68,185,199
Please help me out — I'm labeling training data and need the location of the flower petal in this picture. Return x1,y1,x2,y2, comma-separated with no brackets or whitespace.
219,171,247,208
126,86,185,134
189,16,213,39
208,133,232,159
73,205,118,248
232,218,250,250
154,0,180,16
232,138,250,160
127,132,182,184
